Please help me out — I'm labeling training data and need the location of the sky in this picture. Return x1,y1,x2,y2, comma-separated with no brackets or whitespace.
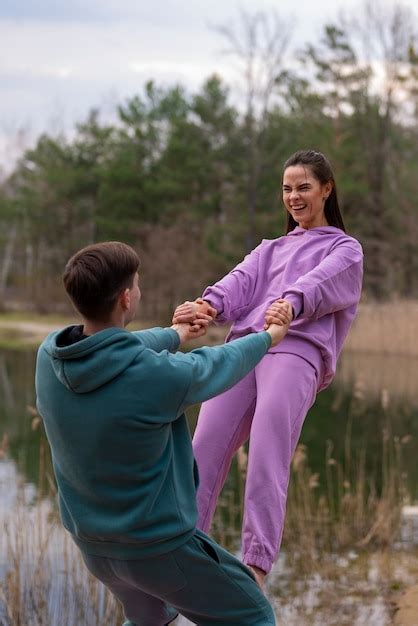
0,0,383,173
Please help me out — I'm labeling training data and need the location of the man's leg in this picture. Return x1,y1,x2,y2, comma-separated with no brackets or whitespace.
81,552,179,626
165,530,275,625
82,532,275,626
242,354,318,574
193,369,257,532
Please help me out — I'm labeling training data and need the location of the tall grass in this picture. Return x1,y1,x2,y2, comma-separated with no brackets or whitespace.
0,405,414,625
0,430,124,626
345,301,418,356
212,411,411,572
284,427,409,567
0,502,124,626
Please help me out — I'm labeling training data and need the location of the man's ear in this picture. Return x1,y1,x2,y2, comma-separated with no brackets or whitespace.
120,288,130,311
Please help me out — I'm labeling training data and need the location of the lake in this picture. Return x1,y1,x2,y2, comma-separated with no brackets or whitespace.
1,345,418,625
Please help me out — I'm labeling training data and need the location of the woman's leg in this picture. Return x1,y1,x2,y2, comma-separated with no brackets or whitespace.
242,354,318,574
193,369,257,533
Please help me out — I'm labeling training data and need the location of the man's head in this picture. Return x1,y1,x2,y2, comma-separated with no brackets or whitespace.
63,242,141,325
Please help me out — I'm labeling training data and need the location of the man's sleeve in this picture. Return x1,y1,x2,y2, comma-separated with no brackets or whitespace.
132,327,180,353
176,331,272,411
281,240,363,321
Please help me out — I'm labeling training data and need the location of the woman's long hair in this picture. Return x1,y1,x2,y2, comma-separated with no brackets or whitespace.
283,150,346,234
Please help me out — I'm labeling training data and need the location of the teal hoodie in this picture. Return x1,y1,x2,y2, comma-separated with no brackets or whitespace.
35,325,272,559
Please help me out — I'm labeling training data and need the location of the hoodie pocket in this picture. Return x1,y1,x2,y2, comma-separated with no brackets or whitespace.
193,531,220,564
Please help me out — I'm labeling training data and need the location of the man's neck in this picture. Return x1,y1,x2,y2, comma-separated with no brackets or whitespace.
82,316,125,336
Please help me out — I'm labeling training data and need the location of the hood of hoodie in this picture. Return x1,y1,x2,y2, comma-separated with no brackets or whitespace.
287,226,344,237
42,326,141,394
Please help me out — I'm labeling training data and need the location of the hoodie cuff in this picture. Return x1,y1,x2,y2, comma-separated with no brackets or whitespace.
201,293,224,320
281,292,304,320
165,328,182,352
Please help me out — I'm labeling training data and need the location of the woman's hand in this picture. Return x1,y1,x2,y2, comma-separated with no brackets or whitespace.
264,299,293,329
172,298,217,325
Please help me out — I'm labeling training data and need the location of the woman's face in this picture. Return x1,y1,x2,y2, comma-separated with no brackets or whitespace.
282,164,332,230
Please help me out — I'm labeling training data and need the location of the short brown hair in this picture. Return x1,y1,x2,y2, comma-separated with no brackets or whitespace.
63,242,140,321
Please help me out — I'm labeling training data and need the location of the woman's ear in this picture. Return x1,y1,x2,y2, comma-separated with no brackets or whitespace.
324,181,333,199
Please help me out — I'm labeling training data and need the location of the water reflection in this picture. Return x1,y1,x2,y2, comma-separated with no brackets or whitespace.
1,346,418,512
0,349,46,488
339,351,418,407
1,346,418,625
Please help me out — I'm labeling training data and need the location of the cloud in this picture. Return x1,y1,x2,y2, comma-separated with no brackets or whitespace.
0,0,206,25
0,0,354,171
0,17,222,82
0,0,109,22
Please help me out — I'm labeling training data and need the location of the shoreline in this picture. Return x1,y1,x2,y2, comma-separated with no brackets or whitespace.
2,299,418,356
393,584,418,625
0,317,229,349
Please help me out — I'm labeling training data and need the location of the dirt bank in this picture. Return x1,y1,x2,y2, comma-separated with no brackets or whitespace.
0,319,64,346
0,319,228,348
393,584,418,625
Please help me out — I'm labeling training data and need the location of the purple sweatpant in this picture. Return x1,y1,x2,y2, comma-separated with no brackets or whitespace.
193,352,319,574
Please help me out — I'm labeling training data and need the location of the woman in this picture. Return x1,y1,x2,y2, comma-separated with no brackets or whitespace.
173,150,363,587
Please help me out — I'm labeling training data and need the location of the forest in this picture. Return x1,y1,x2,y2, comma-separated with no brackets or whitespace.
1,3,417,320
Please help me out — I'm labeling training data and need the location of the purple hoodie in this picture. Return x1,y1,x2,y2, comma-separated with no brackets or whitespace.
203,226,363,391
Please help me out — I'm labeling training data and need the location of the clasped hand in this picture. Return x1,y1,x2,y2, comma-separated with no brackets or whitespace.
263,299,293,329
172,298,217,326
171,297,293,339
171,298,217,342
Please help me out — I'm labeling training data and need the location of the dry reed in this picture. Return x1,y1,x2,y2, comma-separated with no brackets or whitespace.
212,408,411,575
0,396,414,625
345,300,418,357
0,423,124,626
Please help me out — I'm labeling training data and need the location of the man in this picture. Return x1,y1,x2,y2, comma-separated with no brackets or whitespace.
35,241,289,626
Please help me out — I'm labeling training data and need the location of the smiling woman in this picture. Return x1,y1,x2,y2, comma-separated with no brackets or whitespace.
282,150,346,233
283,165,331,229
172,148,363,587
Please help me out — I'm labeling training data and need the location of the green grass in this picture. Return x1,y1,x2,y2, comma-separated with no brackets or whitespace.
0,337,38,350
0,311,150,327
0,311,74,324
0,314,155,350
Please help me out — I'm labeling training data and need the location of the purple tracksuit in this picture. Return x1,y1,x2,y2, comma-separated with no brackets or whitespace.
193,226,363,573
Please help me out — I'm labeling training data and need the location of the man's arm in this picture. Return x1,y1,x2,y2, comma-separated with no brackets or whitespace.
133,318,210,353
176,322,288,410
132,327,182,353
137,323,287,425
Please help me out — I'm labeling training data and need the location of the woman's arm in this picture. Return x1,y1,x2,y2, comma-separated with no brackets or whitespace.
281,240,363,320
172,246,262,325
201,246,261,322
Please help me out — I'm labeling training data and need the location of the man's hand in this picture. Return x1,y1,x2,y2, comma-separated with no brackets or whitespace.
171,320,209,345
172,298,217,325
264,299,293,330
265,322,290,347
